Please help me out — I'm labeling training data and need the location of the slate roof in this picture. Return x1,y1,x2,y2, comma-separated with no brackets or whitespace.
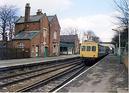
60,42,75,47
60,35,78,43
47,16,55,22
13,31,40,40
16,15,44,23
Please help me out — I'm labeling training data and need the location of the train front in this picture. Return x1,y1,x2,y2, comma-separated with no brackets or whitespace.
80,41,99,65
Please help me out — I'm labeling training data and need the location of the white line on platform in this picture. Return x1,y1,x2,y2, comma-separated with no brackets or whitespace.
53,59,102,93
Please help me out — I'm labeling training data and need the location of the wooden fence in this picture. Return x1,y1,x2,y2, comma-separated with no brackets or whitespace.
0,48,30,60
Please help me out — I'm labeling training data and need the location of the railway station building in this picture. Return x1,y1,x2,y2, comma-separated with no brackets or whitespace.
60,35,80,55
12,3,60,57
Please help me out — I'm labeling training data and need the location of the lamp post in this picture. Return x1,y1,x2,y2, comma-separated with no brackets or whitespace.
112,28,121,63
118,30,121,56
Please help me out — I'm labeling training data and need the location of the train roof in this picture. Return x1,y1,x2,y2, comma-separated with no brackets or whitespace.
81,41,98,44
81,41,98,46
81,41,109,48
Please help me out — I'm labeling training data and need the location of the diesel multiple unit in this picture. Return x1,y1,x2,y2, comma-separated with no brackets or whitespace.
80,41,109,64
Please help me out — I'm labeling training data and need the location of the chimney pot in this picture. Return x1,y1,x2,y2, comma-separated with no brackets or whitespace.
36,9,43,15
26,3,30,7
24,3,30,22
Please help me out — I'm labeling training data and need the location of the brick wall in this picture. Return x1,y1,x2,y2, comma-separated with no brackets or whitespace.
75,36,80,54
15,24,24,35
40,14,49,48
49,16,60,56
15,22,40,34
12,40,31,48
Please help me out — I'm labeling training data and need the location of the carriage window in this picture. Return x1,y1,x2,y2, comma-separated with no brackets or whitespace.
87,46,91,51
81,46,85,51
92,46,96,51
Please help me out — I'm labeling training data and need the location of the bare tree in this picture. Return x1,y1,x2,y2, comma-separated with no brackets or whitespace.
61,27,78,35
83,30,100,42
0,5,18,41
112,0,128,49
114,0,128,28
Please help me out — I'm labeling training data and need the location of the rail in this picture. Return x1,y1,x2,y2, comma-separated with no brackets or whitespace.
0,59,83,92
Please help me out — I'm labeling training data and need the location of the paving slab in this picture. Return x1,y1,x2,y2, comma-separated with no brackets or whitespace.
57,54,128,93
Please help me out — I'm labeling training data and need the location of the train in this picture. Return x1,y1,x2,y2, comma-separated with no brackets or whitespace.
80,41,109,65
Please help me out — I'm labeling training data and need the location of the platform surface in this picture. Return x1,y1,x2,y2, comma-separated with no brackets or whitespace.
0,54,79,68
57,54,128,93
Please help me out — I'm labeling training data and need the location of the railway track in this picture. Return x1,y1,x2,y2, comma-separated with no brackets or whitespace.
31,64,87,92
0,58,81,78
0,58,84,92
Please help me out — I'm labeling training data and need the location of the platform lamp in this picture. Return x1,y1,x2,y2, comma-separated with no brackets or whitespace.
112,28,121,63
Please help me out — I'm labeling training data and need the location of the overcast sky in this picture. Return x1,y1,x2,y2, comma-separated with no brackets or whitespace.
0,0,118,42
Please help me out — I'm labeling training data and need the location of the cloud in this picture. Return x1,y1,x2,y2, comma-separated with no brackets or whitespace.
0,0,116,42
0,0,73,15
60,13,116,42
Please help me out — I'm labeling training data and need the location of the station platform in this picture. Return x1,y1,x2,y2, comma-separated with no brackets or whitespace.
57,54,128,93
0,54,79,68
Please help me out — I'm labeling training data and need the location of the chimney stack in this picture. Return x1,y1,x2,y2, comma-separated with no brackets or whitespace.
24,3,30,22
36,9,43,15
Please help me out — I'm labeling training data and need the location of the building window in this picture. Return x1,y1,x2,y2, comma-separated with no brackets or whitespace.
53,32,57,39
50,24,52,27
26,24,29,27
18,42,24,48
42,28,48,38
43,30,46,38
43,30,48,39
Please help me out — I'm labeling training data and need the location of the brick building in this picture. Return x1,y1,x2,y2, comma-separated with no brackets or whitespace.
12,3,60,57
48,15,60,56
60,35,79,55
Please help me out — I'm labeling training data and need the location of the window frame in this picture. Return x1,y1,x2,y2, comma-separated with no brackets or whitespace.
81,46,85,51
92,46,96,51
87,46,91,51
18,42,24,48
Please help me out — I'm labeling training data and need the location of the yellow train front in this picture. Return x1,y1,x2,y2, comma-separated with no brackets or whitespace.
80,41,109,65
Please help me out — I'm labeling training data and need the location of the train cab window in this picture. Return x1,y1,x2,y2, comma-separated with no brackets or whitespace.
92,46,96,51
87,46,91,51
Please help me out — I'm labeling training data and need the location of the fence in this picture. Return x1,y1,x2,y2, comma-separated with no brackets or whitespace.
0,48,30,60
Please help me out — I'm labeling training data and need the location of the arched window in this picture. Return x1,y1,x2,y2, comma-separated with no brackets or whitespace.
53,32,57,39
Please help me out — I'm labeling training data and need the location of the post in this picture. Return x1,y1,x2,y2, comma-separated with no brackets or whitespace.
118,30,121,63
118,31,120,55
112,28,121,63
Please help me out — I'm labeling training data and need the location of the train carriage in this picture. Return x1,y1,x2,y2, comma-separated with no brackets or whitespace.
80,41,109,65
